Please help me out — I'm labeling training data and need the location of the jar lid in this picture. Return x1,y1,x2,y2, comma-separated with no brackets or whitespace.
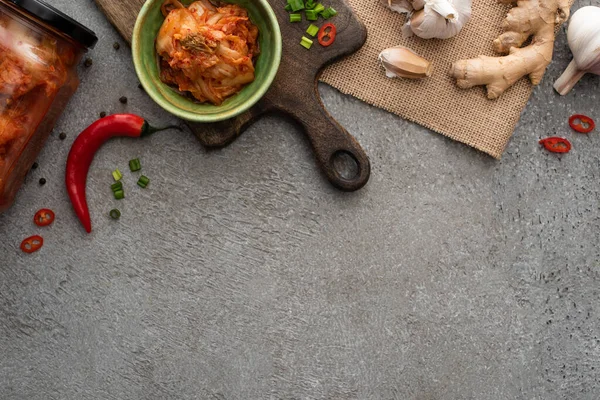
9,0,98,48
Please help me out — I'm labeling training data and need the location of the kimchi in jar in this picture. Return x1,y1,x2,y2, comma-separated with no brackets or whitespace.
0,0,97,212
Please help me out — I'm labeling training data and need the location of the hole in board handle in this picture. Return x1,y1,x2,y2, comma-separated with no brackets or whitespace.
331,150,360,181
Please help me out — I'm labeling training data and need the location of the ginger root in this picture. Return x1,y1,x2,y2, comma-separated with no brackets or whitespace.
450,0,571,99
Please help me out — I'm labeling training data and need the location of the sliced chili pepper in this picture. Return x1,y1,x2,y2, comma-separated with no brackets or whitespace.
569,114,595,134
34,209,55,227
20,235,44,254
318,23,337,47
539,137,572,153
66,114,180,233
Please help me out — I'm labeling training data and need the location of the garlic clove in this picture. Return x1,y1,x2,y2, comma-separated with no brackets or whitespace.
381,0,413,13
402,14,416,38
412,0,426,10
411,9,426,26
389,0,471,40
379,46,433,79
407,8,448,39
381,0,425,13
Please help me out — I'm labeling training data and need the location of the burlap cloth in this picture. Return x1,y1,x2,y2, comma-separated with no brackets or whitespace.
320,0,572,159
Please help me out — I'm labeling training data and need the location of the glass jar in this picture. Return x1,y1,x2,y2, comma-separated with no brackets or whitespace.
0,0,97,212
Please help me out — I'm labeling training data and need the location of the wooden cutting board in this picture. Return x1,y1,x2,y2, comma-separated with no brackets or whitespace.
94,0,370,191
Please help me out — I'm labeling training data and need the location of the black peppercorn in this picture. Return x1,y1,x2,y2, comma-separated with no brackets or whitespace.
84,58,93,68
100,111,107,118
119,96,128,104
113,42,120,50
31,162,38,170
59,132,66,140
39,178,46,185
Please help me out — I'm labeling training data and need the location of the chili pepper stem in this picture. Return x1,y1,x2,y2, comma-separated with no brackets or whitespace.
141,122,182,137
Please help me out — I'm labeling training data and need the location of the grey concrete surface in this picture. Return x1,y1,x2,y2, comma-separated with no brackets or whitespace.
1,0,600,399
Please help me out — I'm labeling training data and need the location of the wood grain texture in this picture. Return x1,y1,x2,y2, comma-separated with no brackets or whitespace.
93,0,370,191
93,0,144,42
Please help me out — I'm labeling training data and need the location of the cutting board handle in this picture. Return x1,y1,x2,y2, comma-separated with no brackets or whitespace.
191,99,370,191
281,98,371,192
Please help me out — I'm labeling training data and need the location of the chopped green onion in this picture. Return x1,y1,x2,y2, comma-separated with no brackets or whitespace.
137,175,150,189
129,158,141,172
305,0,316,9
114,190,125,200
300,36,313,49
290,13,302,22
109,209,121,219
111,181,123,192
321,6,337,19
306,24,319,37
305,10,319,20
287,0,304,12
112,168,123,181
284,3,292,11
312,3,325,14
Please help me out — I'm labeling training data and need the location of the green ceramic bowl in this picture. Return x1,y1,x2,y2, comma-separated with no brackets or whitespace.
132,0,282,122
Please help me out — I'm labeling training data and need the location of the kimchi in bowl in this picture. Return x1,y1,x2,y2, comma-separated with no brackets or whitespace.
132,0,281,122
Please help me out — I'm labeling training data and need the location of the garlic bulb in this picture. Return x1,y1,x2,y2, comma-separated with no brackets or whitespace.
379,46,433,79
554,6,600,95
383,0,471,40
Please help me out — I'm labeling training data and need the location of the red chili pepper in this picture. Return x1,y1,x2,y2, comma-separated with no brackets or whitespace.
66,114,179,233
318,23,337,47
21,235,44,254
539,137,572,153
569,114,595,133
34,208,55,227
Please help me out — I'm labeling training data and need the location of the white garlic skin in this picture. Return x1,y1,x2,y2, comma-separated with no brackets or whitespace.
567,6,600,74
554,6,600,95
383,0,471,40
381,0,412,13
381,0,426,13
405,0,472,40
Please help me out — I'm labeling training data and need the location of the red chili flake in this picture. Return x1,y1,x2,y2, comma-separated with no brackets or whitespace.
539,137,572,153
569,114,595,134
34,209,55,227
318,23,337,47
20,235,44,254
